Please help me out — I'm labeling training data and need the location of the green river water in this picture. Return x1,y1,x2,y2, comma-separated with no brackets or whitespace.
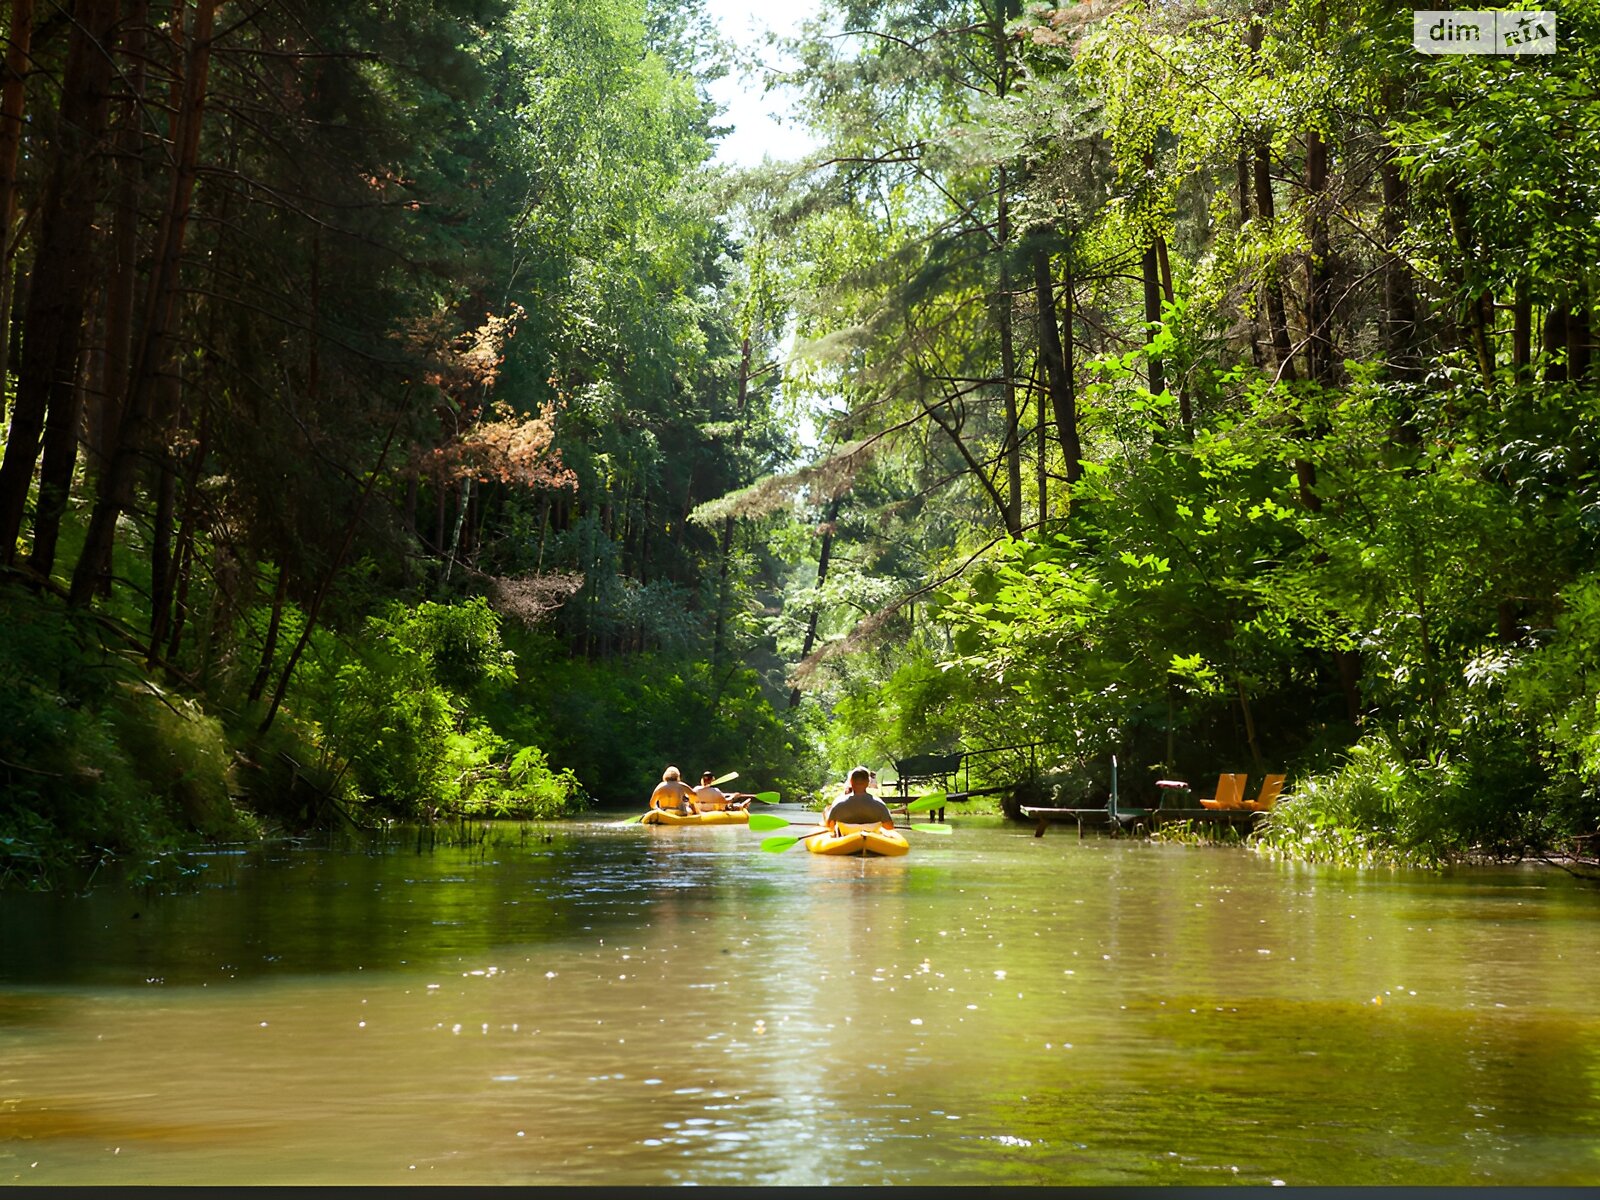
1,812,1598,1186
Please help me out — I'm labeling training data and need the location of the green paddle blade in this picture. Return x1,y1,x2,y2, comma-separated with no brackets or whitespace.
759,835,803,853
907,822,953,834
611,813,648,827
748,791,780,804
748,812,792,832
905,791,948,813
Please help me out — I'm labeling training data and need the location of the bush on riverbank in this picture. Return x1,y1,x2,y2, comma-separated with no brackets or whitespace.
0,584,594,887
0,585,264,889
1250,734,1560,866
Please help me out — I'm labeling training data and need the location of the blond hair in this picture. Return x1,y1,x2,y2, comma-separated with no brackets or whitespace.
662,765,681,781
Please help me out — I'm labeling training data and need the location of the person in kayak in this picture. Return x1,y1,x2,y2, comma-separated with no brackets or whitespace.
694,771,754,811
650,766,698,814
823,766,894,827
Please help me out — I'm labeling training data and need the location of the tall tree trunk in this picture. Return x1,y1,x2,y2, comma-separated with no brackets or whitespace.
788,499,840,709
1252,138,1319,510
1254,144,1297,381
154,401,207,664
149,436,178,645
1033,245,1080,484
98,0,151,481
1511,283,1532,380
164,520,194,662
1142,243,1165,400
0,0,34,425
0,254,15,425
713,336,752,666
1570,298,1593,382
996,172,1021,536
1335,649,1363,726
1035,359,1046,524
307,224,320,400
1378,138,1421,383
247,564,290,703
1444,187,1494,386
70,0,220,605
443,476,470,578
1155,234,1191,432
1237,677,1263,774
146,351,186,629
1542,305,1568,383
0,0,120,569
1303,130,1335,387
1238,145,1264,369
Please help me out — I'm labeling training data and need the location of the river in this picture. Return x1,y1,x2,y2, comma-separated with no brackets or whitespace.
2,812,1598,1185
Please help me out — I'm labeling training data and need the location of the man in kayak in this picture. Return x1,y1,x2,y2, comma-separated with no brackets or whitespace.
650,766,698,814
823,766,894,827
694,771,754,812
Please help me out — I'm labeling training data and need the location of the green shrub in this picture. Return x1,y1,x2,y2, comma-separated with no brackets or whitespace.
106,683,258,839
303,597,586,819
1253,738,1464,866
490,630,815,805
0,587,199,887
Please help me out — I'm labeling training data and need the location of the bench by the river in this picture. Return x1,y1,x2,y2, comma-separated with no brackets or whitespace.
884,747,1038,822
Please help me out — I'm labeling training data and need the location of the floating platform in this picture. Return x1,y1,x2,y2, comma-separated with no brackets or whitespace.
1019,803,1266,837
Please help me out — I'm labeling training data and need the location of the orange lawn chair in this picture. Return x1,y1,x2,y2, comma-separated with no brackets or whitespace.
1197,773,1248,810
1241,773,1286,812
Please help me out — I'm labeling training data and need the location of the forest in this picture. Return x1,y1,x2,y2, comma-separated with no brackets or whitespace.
1,0,1597,887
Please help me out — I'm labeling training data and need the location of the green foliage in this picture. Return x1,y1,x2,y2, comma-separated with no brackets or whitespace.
493,745,586,818
104,684,258,841
1253,740,1453,867
828,650,975,777
303,598,585,819
0,587,234,889
1252,724,1555,867
12,0,1600,884
487,626,816,804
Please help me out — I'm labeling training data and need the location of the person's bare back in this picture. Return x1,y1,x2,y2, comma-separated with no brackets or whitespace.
694,771,752,811
824,765,893,826
650,766,697,813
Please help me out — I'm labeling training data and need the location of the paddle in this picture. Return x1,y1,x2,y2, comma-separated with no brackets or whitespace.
758,829,832,853
902,791,948,814
748,812,805,833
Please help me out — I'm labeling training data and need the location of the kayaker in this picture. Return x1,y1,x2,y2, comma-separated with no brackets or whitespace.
650,766,698,814
823,766,894,827
694,771,753,811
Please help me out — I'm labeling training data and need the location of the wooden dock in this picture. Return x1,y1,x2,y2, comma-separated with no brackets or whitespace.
1018,756,1268,837
1020,801,1265,837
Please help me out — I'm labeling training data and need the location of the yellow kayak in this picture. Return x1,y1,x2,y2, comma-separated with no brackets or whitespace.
806,820,910,857
640,808,750,826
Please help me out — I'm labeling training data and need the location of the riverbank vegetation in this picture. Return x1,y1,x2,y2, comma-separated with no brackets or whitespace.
1,0,1597,886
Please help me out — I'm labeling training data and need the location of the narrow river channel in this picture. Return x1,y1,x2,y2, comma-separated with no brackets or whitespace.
3,813,1598,1186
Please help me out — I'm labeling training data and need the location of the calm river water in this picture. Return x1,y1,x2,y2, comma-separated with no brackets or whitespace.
2,812,1598,1186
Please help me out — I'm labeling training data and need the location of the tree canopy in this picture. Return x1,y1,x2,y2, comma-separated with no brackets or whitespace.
1,0,1597,883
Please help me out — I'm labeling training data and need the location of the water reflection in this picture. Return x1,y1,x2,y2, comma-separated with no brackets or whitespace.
2,815,1598,1185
